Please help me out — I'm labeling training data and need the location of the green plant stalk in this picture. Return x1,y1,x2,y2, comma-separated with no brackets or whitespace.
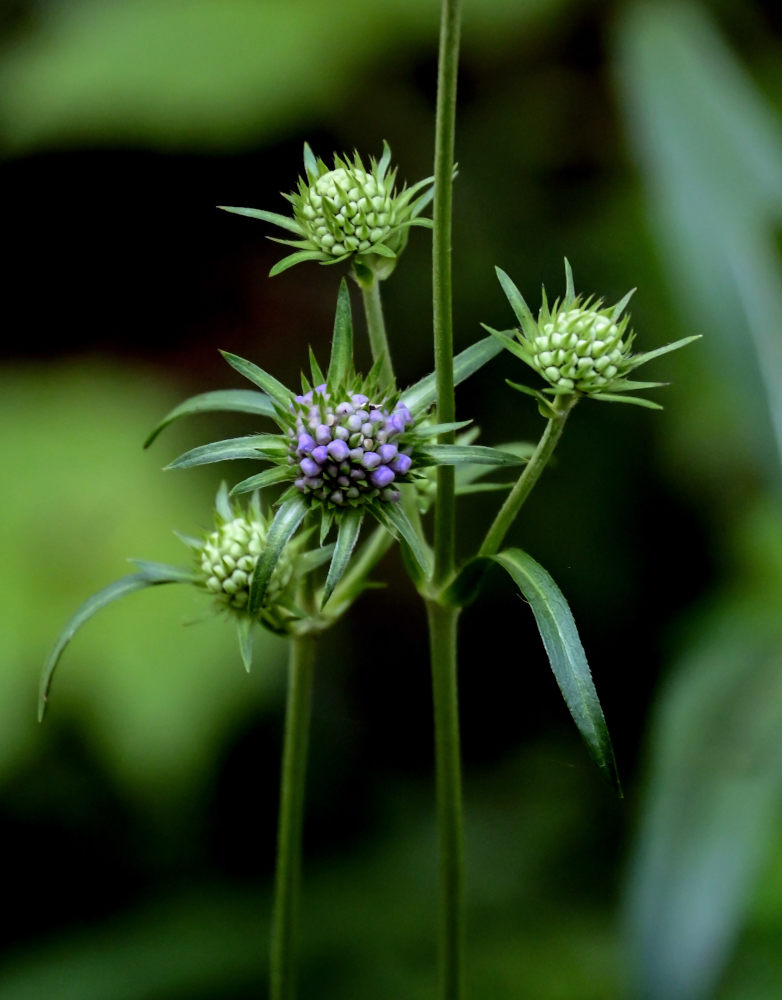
432,0,462,586
427,599,464,1000
269,630,317,1000
429,2,464,999
478,398,574,558
360,277,395,391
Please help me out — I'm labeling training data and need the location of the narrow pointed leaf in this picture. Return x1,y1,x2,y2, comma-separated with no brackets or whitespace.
631,334,702,367
308,347,325,388
217,206,303,236
220,352,292,407
237,617,253,673
563,258,576,304
215,481,233,521
495,267,536,328
401,335,503,414
249,495,309,615
590,393,663,410
417,444,526,468
493,548,620,791
129,561,199,584
269,250,326,276
370,243,396,259
373,502,432,579
303,142,318,178
611,287,636,321
143,389,277,449
407,420,473,440
483,325,535,364
39,573,177,721
297,543,336,575
322,510,363,608
327,279,353,387
166,435,283,470
230,464,292,496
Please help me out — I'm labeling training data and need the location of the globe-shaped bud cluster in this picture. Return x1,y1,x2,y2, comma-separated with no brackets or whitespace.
297,167,395,258
200,515,292,614
531,306,631,393
289,386,414,507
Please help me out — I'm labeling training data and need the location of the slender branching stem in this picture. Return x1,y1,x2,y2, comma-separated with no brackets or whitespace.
478,398,575,558
360,276,395,391
427,599,464,1000
432,0,462,587
270,629,317,1000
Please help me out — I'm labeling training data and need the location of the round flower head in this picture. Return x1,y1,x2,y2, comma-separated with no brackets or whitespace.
488,260,700,412
289,385,414,508
197,492,294,633
219,142,435,280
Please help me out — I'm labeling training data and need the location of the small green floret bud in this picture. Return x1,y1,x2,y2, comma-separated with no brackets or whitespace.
531,305,631,392
199,514,292,620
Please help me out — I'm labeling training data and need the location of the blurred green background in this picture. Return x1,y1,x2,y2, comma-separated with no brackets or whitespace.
3,0,782,996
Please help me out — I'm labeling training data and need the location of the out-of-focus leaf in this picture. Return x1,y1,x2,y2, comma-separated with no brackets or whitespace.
623,600,782,1000
617,2,782,479
401,335,504,415
0,0,574,154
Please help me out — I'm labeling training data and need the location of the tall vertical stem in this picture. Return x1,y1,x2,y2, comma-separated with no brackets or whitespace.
360,277,395,391
427,599,464,1000
270,632,317,1000
430,2,464,998
432,0,462,586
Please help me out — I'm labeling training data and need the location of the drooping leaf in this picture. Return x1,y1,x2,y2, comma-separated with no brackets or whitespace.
493,548,620,791
143,389,277,449
128,561,199,584
249,495,308,615
400,335,503,415
39,573,181,721
322,509,363,608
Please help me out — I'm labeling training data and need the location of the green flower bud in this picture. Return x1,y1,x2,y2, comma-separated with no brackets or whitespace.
490,260,700,411
219,142,435,280
198,508,293,629
530,304,631,392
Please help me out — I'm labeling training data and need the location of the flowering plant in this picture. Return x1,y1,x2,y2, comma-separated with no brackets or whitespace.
40,4,698,998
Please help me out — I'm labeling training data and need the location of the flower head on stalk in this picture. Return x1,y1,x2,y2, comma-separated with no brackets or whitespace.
486,260,700,415
219,142,435,281
151,282,527,601
38,487,334,722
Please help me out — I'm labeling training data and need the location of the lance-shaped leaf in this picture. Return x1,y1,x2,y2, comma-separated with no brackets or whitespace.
373,501,432,580
230,464,292,496
143,389,277,449
129,561,199,584
322,509,363,608
217,205,303,236
166,435,285,470
327,279,353,388
249,495,309,615
417,444,526,468
39,572,184,722
492,548,620,791
220,351,292,407
236,616,254,674
400,335,503,415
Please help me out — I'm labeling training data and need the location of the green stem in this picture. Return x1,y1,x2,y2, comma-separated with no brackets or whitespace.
432,0,462,587
360,277,395,391
478,398,574,558
427,600,464,1000
270,631,317,1000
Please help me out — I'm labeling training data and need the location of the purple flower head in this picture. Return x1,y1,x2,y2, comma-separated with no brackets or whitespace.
288,387,416,508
